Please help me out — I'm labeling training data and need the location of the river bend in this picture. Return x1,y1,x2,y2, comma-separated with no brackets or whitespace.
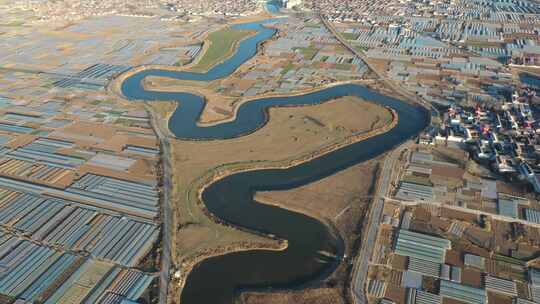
121,20,429,304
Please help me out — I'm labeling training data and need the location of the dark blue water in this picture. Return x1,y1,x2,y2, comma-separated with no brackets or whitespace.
121,20,429,304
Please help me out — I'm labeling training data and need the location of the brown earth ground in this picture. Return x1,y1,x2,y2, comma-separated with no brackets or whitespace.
240,287,346,304
148,95,394,302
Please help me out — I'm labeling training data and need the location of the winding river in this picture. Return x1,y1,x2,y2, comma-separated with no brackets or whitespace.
121,18,429,304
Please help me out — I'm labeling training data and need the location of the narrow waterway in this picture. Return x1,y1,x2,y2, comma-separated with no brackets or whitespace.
121,19,429,304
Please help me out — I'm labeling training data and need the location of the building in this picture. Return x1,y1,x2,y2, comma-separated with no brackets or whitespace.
284,0,302,9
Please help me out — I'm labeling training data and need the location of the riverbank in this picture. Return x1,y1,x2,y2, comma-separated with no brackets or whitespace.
120,72,429,303
141,78,378,126
188,27,257,73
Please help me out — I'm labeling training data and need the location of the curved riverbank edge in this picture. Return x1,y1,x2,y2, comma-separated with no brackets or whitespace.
172,107,397,298
108,21,278,100
186,28,259,74
141,77,379,127
175,240,289,299
114,75,383,133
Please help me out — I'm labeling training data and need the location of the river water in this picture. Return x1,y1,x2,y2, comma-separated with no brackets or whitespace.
121,19,429,304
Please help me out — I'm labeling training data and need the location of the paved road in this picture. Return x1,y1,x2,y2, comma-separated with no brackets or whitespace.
350,146,405,304
147,105,173,304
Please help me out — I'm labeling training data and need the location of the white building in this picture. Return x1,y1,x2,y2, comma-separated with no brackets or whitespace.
285,0,302,9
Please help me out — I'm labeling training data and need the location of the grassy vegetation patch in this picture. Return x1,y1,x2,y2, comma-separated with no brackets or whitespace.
280,63,296,75
403,175,433,187
0,21,25,27
296,46,319,60
190,28,254,72
0,67,41,74
354,46,369,53
341,32,359,40
115,118,135,127
334,63,353,70
493,254,526,266
174,58,192,66
464,40,505,48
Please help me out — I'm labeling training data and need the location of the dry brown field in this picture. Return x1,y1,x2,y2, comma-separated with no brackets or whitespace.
240,288,346,304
